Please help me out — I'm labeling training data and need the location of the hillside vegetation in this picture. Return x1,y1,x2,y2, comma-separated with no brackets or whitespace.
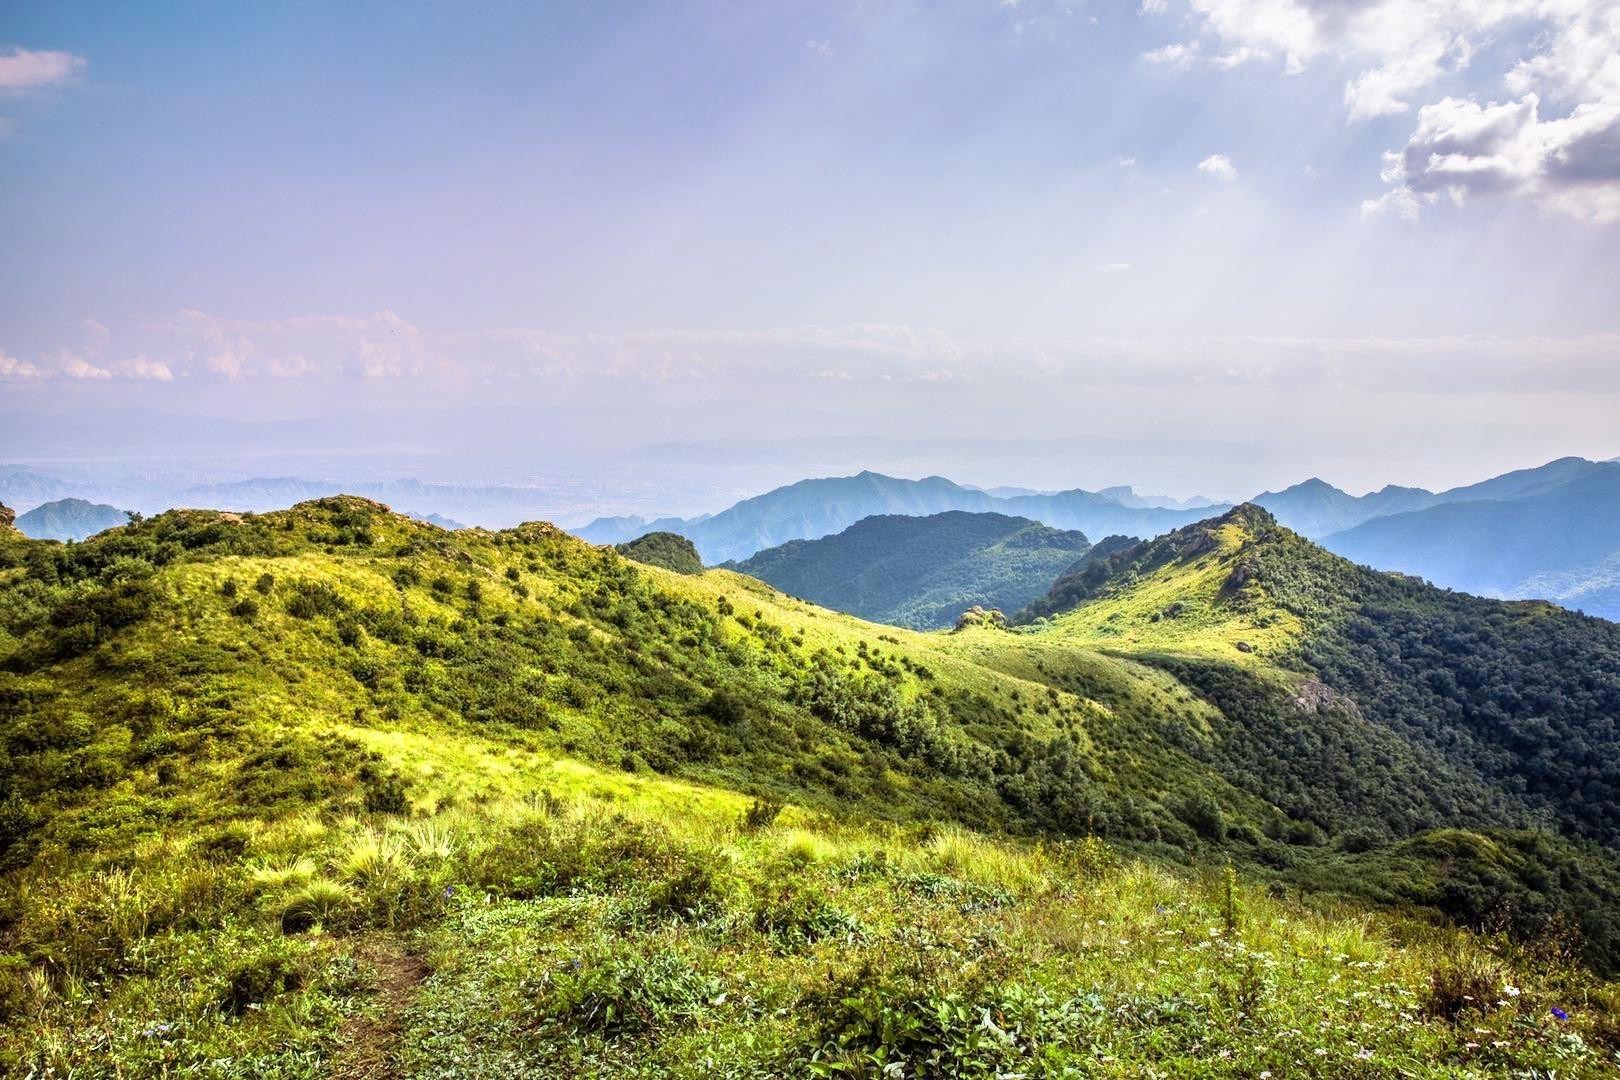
616,530,705,574
730,511,1091,629
0,498,1616,1074
1026,504,1620,964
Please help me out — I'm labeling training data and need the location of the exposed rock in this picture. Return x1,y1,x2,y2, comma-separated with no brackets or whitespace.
1234,640,1254,653
953,605,1009,632
1293,679,1363,720
0,501,14,533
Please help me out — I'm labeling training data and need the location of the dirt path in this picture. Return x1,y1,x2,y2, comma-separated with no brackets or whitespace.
329,939,430,1080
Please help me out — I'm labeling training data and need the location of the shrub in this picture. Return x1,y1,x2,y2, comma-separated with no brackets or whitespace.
359,763,411,814
739,795,785,833
1174,791,1226,842
1423,954,1504,1022
541,948,724,1036
220,942,307,1015
279,878,351,933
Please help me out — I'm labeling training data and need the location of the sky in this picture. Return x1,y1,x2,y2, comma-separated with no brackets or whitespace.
2,0,1618,505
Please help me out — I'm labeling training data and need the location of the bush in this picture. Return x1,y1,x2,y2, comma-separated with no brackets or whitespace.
359,763,411,814
1174,791,1226,842
220,944,307,1015
541,948,724,1036
279,878,351,933
739,795,785,833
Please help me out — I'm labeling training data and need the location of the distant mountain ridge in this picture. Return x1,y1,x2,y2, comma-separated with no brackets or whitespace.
1253,478,1439,537
728,510,1092,629
1251,456,1607,539
15,498,131,542
1321,459,1620,621
578,471,1229,563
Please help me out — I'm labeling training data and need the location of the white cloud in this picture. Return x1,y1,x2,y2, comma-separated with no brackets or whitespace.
1100,262,1133,271
1143,43,1195,70
1381,94,1620,223
59,355,112,380
0,48,86,92
1146,1,1620,222
82,318,110,353
119,356,174,381
0,347,41,380
1197,153,1237,179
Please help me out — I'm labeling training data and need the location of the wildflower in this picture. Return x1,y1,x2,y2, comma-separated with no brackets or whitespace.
1313,1048,1327,1057
1551,1006,1569,1021
1502,984,1520,997
1355,1048,1373,1060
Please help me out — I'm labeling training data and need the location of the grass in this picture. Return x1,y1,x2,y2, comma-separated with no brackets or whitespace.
3,743,1617,1076
1037,520,1304,665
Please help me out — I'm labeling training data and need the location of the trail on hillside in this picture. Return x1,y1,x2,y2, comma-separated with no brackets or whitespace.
330,940,430,1080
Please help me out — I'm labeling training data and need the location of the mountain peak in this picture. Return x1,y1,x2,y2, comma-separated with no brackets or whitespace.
1218,501,1279,532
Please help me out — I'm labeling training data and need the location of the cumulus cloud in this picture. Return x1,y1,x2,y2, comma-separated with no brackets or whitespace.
58,355,112,380
1197,153,1237,179
0,48,86,92
0,347,41,379
1146,1,1620,222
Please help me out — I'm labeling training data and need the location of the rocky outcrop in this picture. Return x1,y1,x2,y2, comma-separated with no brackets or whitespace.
1292,678,1363,720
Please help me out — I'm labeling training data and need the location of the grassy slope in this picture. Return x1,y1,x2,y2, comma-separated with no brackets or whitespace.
0,499,1616,1074
1035,517,1303,664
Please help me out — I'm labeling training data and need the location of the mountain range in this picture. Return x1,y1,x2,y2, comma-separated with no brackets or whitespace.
580,456,1620,621
1320,459,1620,620
577,471,1227,563
727,511,1092,629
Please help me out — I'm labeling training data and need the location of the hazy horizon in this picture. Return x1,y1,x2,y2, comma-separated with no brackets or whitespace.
5,2,1619,508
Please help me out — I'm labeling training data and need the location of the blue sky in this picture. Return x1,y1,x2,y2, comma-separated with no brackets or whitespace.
2,1,1618,497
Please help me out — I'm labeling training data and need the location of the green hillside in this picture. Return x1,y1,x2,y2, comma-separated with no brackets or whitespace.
729,511,1092,629
1,498,1617,1075
1025,504,1620,960
615,530,705,574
